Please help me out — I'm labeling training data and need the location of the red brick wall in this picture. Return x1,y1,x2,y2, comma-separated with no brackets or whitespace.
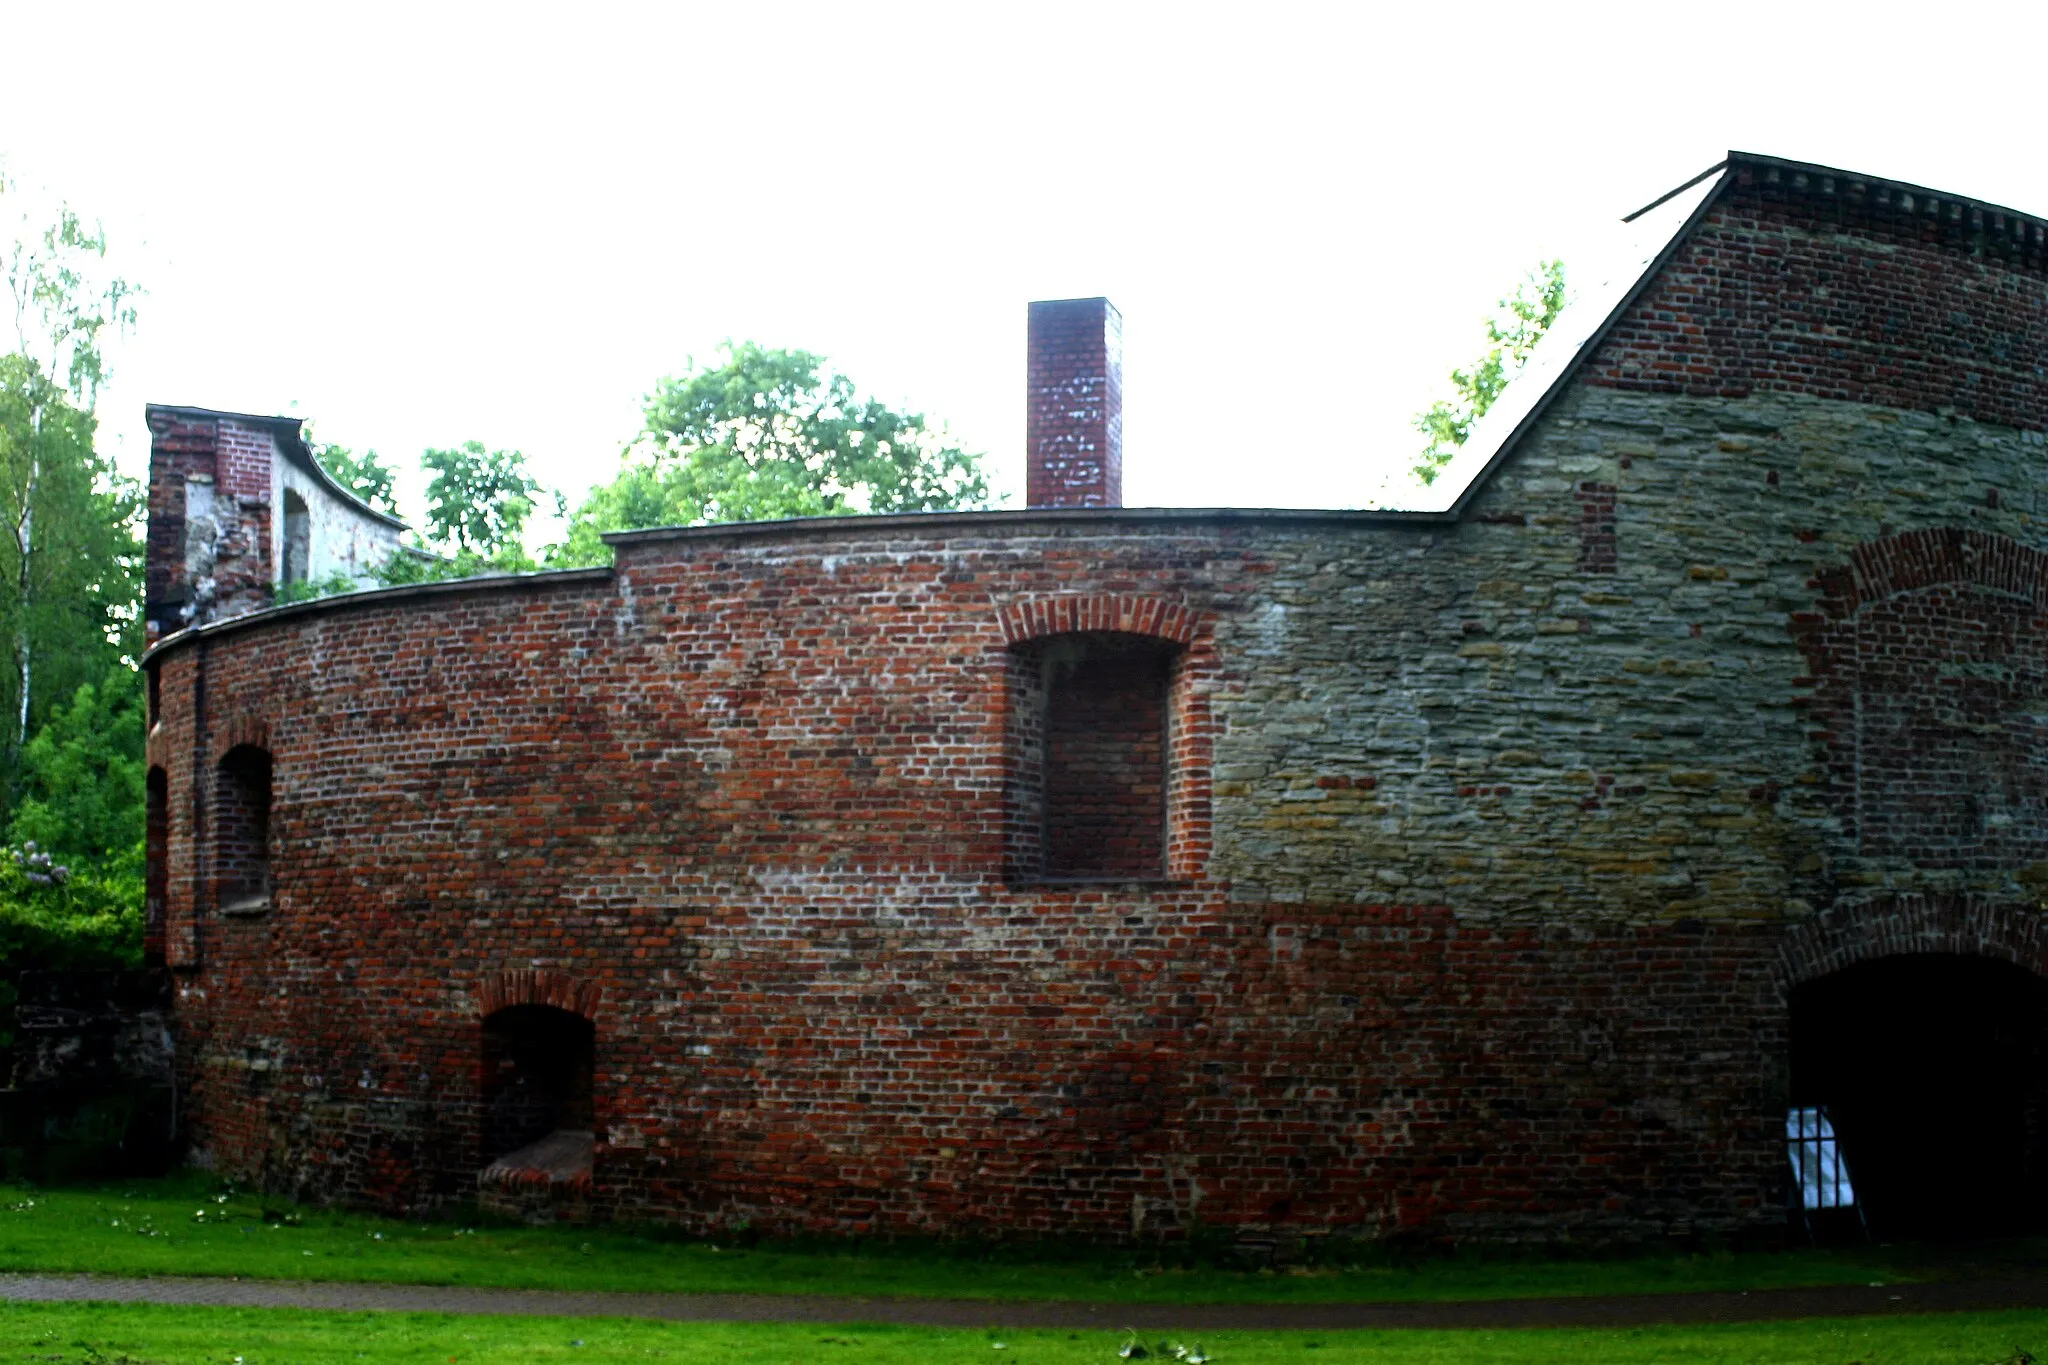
1026,298,1123,508
1584,167,2048,427
215,422,274,501
147,534,1789,1238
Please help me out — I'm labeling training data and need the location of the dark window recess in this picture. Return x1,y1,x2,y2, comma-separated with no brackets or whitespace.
145,665,160,728
214,745,272,912
481,1004,596,1163
282,489,311,585
1792,953,2048,1238
145,767,169,964
1007,632,1175,880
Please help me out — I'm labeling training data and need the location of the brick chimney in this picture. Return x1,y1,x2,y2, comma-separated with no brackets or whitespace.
1026,297,1122,508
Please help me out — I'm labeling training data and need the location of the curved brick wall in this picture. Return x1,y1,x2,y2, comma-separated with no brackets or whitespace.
148,162,2048,1240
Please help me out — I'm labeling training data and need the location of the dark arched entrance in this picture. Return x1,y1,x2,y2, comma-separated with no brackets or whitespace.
1791,954,2048,1237
480,1004,595,1164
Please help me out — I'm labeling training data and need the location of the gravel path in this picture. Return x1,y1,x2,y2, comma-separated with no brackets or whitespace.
4,1272,2048,1330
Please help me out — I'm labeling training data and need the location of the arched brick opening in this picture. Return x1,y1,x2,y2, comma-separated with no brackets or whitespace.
1781,897,2048,1237
475,970,602,1210
997,595,1213,882
213,744,272,913
480,1003,595,1164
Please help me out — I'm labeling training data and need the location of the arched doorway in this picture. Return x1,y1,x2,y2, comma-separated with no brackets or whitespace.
480,1004,594,1165
1791,954,2048,1237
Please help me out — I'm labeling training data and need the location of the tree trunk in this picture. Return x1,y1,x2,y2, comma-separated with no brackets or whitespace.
11,402,35,767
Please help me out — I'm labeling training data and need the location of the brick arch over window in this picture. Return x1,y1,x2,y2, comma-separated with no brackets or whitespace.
996,593,1202,648
477,969,604,1022
1779,895,2048,994
996,594,1213,881
208,712,273,764
1793,529,2048,867
1811,528,2048,617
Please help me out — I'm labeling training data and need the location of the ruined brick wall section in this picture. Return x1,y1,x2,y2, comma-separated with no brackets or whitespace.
1026,298,1123,508
1581,170,2048,427
215,422,274,502
144,413,274,641
144,414,213,644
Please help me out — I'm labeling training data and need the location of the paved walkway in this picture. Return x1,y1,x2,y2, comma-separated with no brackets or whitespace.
5,1272,2048,1330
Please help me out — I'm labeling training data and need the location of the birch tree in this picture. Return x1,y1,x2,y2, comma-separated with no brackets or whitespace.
1,175,138,759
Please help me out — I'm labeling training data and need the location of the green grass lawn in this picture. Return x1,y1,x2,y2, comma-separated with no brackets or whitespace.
0,1174,1967,1306
4,1302,2047,1364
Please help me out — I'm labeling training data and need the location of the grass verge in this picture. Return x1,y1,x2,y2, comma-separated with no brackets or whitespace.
0,1174,1947,1306
4,1302,2047,1364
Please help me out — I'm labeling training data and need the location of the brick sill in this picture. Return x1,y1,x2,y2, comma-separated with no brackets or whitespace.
219,896,272,919
1009,877,1193,891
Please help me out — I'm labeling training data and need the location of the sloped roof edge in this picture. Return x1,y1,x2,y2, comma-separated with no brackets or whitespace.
1438,150,2048,518
146,403,411,531
1437,160,1734,518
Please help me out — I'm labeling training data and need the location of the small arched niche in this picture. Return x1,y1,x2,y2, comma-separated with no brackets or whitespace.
213,744,272,914
480,1004,595,1169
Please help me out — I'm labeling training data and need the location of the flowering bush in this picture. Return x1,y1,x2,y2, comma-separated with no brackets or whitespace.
0,839,140,972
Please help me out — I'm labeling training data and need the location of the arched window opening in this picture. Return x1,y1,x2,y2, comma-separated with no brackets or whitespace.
145,767,169,964
214,745,272,913
1006,631,1178,881
481,1004,595,1167
281,489,311,586
1792,953,2048,1237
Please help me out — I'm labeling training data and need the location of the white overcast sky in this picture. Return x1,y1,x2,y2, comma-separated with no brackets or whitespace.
4,1,2047,529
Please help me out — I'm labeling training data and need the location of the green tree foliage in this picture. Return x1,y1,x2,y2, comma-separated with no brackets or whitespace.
1412,260,1567,485
422,441,549,558
558,343,990,563
0,177,145,974
0,361,140,719
7,676,144,885
313,443,400,516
